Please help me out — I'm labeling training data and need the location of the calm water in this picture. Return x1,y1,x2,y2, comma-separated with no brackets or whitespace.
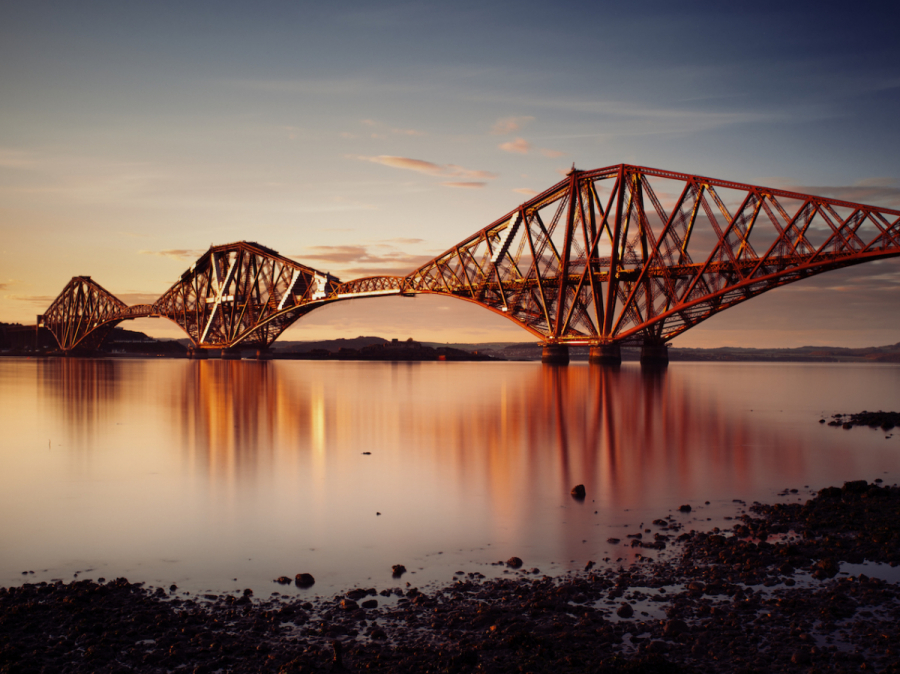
1,358,898,596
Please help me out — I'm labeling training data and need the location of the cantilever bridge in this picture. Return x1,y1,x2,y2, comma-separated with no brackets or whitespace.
39,164,900,365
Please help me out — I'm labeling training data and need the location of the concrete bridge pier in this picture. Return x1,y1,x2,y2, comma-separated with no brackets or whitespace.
541,344,570,365
640,339,669,367
255,349,273,361
220,348,243,360
589,343,621,366
187,348,208,359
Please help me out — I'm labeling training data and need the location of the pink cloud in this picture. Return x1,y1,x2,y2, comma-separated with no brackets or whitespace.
513,188,538,195
7,294,54,306
118,292,164,306
491,116,534,135
540,148,564,158
441,182,487,189
360,155,497,180
299,245,437,276
499,138,531,154
788,184,900,209
140,249,207,261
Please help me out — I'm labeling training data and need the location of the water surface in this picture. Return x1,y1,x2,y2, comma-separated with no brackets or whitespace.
1,358,898,595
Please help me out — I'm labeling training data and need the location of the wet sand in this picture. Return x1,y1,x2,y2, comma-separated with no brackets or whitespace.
2,480,900,673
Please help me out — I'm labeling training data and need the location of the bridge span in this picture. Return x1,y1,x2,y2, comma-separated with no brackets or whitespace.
38,164,900,365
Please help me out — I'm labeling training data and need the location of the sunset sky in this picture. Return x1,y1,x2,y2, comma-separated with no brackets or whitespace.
2,1,899,347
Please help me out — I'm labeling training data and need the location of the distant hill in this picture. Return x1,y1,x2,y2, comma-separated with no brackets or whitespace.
465,341,900,363
4,323,899,362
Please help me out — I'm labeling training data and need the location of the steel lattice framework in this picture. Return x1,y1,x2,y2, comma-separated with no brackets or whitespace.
152,241,339,348
345,164,900,346
39,276,130,351
39,165,900,354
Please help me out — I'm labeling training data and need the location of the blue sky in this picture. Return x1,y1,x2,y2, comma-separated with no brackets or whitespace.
2,0,899,346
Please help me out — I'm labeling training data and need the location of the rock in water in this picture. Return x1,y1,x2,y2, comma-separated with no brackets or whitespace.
616,602,634,618
506,556,523,569
571,484,586,499
391,564,407,578
295,573,315,588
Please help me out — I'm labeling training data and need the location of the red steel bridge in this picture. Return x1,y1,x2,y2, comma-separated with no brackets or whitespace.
39,164,900,365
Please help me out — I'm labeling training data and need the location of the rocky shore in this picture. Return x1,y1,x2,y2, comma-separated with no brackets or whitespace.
3,480,900,673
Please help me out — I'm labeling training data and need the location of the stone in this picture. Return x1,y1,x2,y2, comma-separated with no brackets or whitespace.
679,504,692,512
506,557,523,569
791,647,812,665
616,602,634,618
392,564,407,578
295,573,315,588
571,484,586,499
663,619,689,637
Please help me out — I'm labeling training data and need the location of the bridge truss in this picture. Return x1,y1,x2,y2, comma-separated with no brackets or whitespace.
383,165,900,349
39,165,900,360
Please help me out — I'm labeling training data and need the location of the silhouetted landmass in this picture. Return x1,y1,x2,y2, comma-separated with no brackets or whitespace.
472,342,900,363
3,323,899,362
274,337,497,362
0,323,186,357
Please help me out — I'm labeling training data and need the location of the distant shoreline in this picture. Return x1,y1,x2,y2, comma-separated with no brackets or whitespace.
3,323,899,362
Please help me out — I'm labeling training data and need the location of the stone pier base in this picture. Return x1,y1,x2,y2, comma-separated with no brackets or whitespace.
640,341,669,367
255,349,273,361
188,349,208,360
589,343,621,366
220,348,242,360
541,344,570,365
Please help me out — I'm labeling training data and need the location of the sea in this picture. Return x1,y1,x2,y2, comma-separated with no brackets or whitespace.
1,358,898,597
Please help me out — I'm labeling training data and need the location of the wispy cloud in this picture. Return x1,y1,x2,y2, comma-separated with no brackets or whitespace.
359,155,497,181
760,177,900,209
382,237,426,245
441,181,487,189
491,116,534,135
540,148,564,158
299,243,436,277
140,249,207,262
117,292,164,306
513,188,538,196
0,282,10,291
499,138,531,154
6,294,54,306
0,148,38,169
792,185,900,209
347,119,425,137
300,245,370,264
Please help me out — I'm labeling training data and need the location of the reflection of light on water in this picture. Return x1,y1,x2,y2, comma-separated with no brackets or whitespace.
4,359,900,594
310,382,326,455
500,383,507,439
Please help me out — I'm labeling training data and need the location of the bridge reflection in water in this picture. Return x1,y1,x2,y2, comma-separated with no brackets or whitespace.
8,359,896,591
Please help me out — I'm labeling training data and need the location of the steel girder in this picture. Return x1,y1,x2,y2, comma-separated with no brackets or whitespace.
379,164,900,345
152,241,339,349
40,165,900,352
39,276,131,351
